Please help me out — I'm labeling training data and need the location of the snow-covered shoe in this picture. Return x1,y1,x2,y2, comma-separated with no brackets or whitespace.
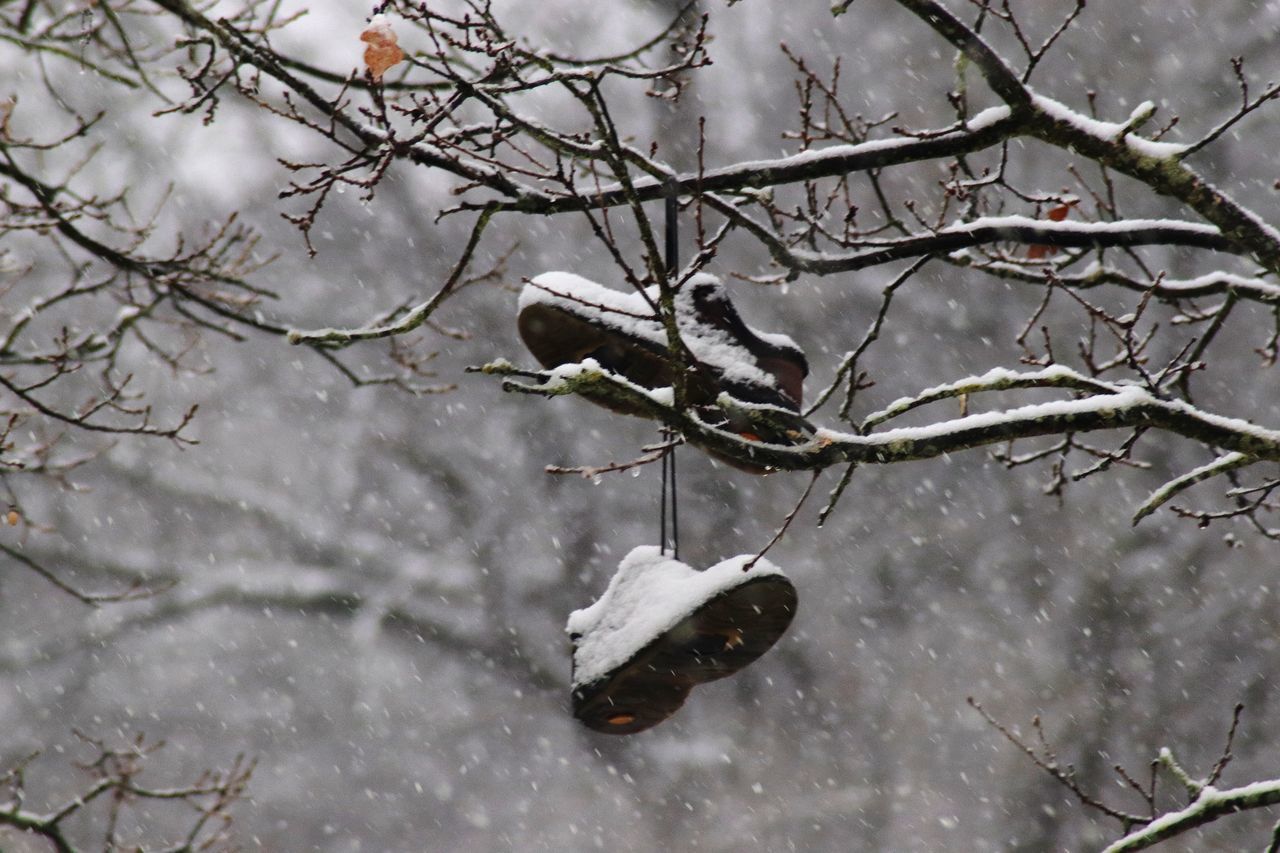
517,273,811,471
567,545,797,734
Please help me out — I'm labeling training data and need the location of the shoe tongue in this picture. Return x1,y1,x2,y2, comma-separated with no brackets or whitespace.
677,276,806,408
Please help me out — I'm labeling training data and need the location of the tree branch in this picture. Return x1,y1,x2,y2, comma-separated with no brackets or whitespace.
892,0,1280,272
477,109,1022,214
1101,779,1280,853
485,361,1280,477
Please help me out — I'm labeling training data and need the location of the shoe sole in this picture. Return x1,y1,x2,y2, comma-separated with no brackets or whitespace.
571,573,798,734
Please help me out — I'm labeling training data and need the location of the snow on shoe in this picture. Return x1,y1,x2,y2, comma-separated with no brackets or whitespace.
518,272,812,470
567,545,797,734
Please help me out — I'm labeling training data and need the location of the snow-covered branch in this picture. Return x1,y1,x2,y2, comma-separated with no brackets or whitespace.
973,699,1280,853
1101,779,1280,853
485,360,1280,522
949,260,1280,307
708,207,1242,277
478,108,1023,214
1132,452,1254,525
894,0,1280,273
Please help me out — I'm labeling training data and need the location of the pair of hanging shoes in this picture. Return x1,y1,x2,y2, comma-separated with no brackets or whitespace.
519,276,804,729
517,272,812,472
568,546,797,734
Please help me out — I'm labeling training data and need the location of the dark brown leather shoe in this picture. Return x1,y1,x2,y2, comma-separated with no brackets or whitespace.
568,546,798,734
518,272,812,471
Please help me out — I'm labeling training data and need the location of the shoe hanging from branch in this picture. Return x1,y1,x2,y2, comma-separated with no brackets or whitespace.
516,271,813,474
567,546,798,735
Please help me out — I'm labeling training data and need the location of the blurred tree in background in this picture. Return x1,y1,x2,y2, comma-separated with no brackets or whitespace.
2,1,1280,850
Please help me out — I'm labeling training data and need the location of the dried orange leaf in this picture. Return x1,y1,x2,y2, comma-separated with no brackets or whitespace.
360,15,405,81
0,97,15,141
1028,200,1076,257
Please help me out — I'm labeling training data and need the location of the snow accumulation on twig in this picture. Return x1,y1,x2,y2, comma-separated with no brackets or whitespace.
1132,452,1253,524
1101,778,1280,853
821,386,1154,445
946,255,1280,306
1029,93,1187,159
1156,271,1280,303
490,358,1280,474
552,108,1021,206
775,215,1237,274
490,351,1280,522
950,214,1219,239
862,365,1116,429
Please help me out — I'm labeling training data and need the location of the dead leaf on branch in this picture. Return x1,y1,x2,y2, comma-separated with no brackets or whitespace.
1027,198,1080,260
0,97,15,140
360,15,405,81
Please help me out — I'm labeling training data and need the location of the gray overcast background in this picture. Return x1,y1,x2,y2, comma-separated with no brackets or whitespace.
3,1,1280,850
